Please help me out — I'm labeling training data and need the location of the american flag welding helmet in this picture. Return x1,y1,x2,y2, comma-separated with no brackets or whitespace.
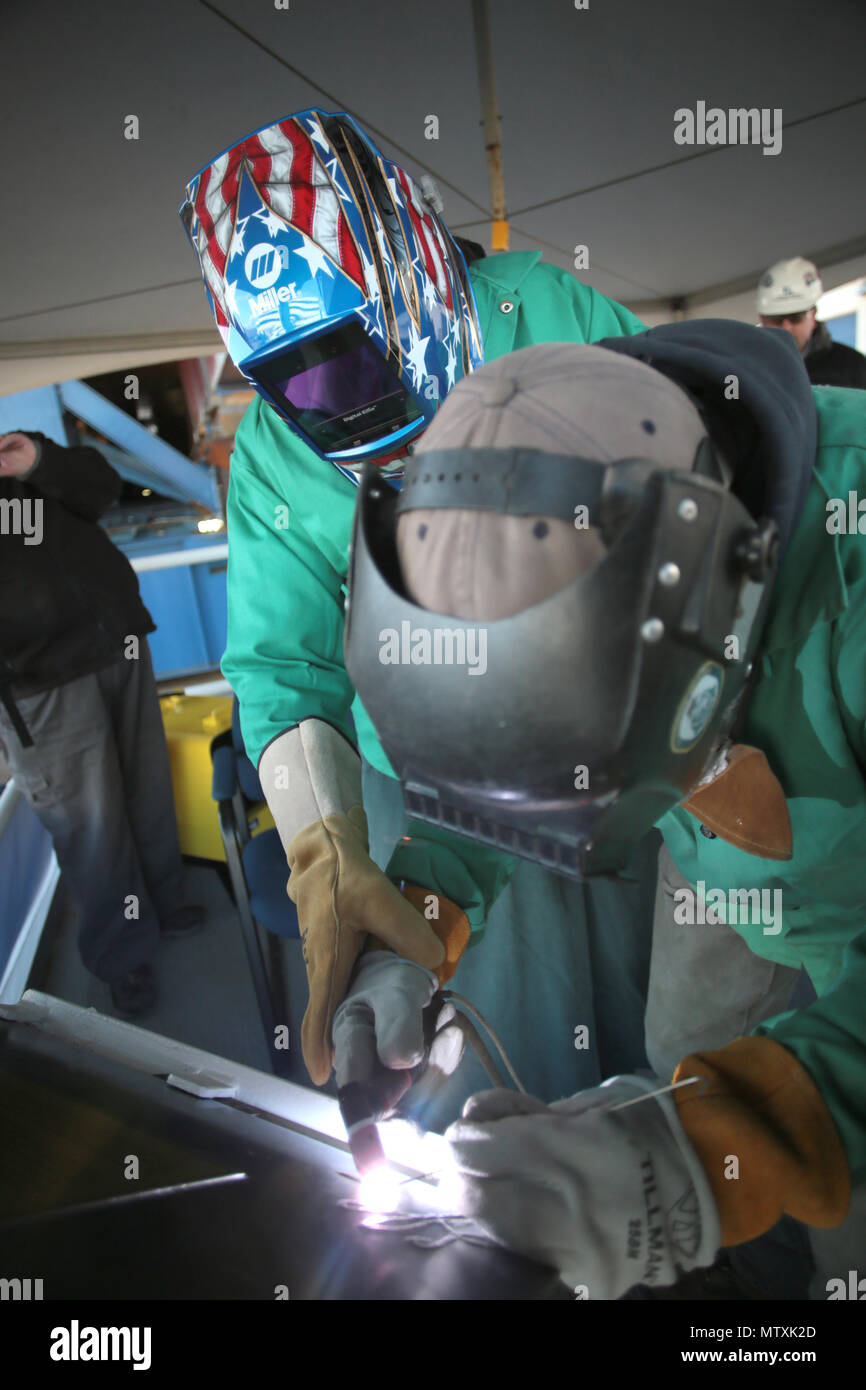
180,109,484,474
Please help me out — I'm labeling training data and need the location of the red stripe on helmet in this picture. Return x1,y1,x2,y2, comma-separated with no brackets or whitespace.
239,134,273,204
283,119,315,237
425,223,452,311
194,165,228,280
337,210,365,289
210,289,229,329
217,149,242,217
397,168,452,311
397,169,434,280
193,168,217,260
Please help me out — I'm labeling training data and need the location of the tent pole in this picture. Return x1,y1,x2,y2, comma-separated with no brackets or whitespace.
471,0,509,252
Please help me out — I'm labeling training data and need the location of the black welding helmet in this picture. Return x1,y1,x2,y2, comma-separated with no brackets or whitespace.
344,327,816,878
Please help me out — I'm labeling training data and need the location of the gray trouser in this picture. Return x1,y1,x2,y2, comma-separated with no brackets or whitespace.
0,648,185,982
645,843,801,1080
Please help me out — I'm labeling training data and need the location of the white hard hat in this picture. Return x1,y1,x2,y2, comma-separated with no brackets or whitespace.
756,257,823,315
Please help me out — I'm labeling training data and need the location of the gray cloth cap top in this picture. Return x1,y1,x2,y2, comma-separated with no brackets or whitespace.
396,341,709,620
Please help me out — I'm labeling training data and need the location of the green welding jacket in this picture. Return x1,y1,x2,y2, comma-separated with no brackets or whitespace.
222,251,646,929
657,385,866,1178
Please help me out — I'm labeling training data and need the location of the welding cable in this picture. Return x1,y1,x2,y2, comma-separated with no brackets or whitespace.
449,1010,511,1091
339,988,527,1175
443,990,527,1094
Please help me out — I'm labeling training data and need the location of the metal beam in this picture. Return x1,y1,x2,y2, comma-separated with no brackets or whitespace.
59,378,220,511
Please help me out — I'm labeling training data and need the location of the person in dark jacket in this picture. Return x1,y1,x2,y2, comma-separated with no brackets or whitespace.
757,256,866,388
0,429,202,1015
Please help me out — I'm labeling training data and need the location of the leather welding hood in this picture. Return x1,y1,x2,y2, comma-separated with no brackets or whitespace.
345,321,817,878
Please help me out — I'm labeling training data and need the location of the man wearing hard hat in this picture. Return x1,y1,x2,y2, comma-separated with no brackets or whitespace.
757,257,866,388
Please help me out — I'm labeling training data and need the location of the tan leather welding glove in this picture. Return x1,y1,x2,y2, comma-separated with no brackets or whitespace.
288,810,476,1083
683,744,792,860
365,883,470,979
672,1035,850,1247
259,720,467,1084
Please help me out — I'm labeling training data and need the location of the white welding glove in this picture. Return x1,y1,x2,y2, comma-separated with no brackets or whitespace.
332,950,440,1091
444,1076,721,1299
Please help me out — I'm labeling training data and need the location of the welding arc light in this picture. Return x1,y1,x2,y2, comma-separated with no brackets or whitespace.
357,1164,403,1214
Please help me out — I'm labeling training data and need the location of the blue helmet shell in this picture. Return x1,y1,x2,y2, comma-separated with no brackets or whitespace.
181,109,484,468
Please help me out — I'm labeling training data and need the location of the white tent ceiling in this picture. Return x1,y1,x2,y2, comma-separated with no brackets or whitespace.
2,0,865,393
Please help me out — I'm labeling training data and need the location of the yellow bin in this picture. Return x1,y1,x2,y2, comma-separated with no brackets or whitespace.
159,694,275,862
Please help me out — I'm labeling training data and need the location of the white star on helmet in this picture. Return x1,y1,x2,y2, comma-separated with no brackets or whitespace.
293,239,335,280
406,320,431,389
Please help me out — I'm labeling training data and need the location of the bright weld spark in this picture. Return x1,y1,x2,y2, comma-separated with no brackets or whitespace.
378,1118,450,1175
350,1124,459,1217
357,1165,403,1214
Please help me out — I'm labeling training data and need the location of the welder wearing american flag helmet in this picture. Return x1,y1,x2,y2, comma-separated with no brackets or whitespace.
181,108,484,475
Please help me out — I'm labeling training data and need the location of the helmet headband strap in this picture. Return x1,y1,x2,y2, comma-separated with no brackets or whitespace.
394,441,716,526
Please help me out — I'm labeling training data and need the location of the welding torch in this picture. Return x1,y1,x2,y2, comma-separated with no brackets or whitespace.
337,983,444,1175
337,1071,416,1174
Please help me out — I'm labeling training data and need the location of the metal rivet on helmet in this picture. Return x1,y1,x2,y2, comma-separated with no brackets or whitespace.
734,519,780,581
